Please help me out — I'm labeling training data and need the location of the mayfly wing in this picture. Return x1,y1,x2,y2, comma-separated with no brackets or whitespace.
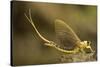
55,19,81,50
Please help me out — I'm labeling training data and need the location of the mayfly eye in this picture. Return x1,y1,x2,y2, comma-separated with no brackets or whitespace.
87,41,91,46
87,41,89,44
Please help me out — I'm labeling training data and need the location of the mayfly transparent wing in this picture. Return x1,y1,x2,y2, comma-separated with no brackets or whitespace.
55,19,81,50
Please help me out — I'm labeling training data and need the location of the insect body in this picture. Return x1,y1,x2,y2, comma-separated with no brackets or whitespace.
24,9,94,54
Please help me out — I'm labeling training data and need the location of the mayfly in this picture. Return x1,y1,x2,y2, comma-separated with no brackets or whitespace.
24,9,94,54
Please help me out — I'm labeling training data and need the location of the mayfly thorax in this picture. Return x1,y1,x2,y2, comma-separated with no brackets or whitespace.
24,9,94,54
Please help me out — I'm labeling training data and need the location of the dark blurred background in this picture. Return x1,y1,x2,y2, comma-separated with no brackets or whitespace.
11,1,97,66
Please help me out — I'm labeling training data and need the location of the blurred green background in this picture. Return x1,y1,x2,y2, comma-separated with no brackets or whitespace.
11,1,97,66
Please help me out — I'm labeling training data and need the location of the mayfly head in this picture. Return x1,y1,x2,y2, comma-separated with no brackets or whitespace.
80,41,94,53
